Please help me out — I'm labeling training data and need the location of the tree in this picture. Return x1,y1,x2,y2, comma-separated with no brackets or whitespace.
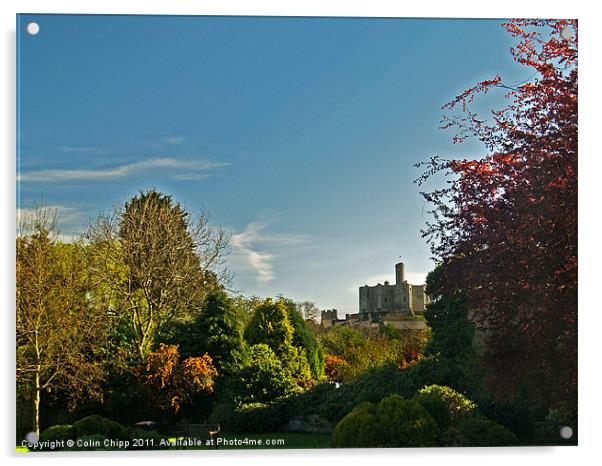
244,299,295,355
296,301,320,321
423,266,475,362
244,298,313,386
16,208,106,434
237,344,296,403
169,289,248,376
231,294,263,328
416,20,577,409
87,189,230,360
139,343,217,418
284,299,325,379
324,354,348,382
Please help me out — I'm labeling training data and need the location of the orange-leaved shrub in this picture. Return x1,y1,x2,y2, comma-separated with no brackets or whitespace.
140,343,217,414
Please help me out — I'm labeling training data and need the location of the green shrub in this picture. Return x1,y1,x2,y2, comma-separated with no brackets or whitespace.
456,417,518,446
332,402,382,448
36,418,169,451
209,402,288,434
376,395,438,447
292,381,356,422
231,403,286,434
270,363,412,427
71,415,127,440
476,395,543,443
39,424,73,443
333,395,439,448
414,385,477,429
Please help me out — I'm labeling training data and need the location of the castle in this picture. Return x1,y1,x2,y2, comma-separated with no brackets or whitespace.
321,262,429,330
359,262,428,316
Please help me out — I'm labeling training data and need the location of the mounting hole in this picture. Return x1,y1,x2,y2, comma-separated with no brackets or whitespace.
559,425,573,439
560,27,573,41
25,431,39,444
26,22,40,36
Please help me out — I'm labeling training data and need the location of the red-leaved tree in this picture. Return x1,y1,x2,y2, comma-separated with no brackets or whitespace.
417,19,577,410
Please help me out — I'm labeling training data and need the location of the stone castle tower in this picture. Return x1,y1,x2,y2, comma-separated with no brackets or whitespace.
359,262,428,316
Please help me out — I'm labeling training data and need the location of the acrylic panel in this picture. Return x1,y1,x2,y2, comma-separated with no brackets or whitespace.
16,14,578,451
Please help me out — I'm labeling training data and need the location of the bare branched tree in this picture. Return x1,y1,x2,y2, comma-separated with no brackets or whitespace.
297,301,321,322
86,190,230,361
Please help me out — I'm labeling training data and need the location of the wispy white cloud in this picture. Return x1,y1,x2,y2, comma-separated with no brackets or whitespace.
170,173,212,181
17,157,229,183
231,221,308,284
56,145,105,154
145,136,185,149
165,136,185,145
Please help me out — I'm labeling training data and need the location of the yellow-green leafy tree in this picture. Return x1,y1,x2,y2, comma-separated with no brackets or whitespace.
16,208,107,435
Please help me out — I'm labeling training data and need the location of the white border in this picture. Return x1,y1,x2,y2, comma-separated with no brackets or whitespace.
3,1,600,466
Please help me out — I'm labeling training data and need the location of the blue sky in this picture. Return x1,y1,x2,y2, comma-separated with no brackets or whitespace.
17,15,527,313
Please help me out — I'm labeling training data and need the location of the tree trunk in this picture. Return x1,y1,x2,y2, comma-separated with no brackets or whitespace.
33,327,41,436
33,368,40,436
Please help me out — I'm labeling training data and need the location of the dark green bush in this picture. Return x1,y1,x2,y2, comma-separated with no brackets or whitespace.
209,401,288,434
268,362,418,428
413,385,477,429
286,381,356,423
71,415,128,440
476,394,543,443
456,417,518,446
279,353,484,426
376,395,438,447
333,395,438,448
414,391,451,429
39,424,73,443
70,414,106,437
36,417,171,451
332,402,382,448
230,402,288,434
